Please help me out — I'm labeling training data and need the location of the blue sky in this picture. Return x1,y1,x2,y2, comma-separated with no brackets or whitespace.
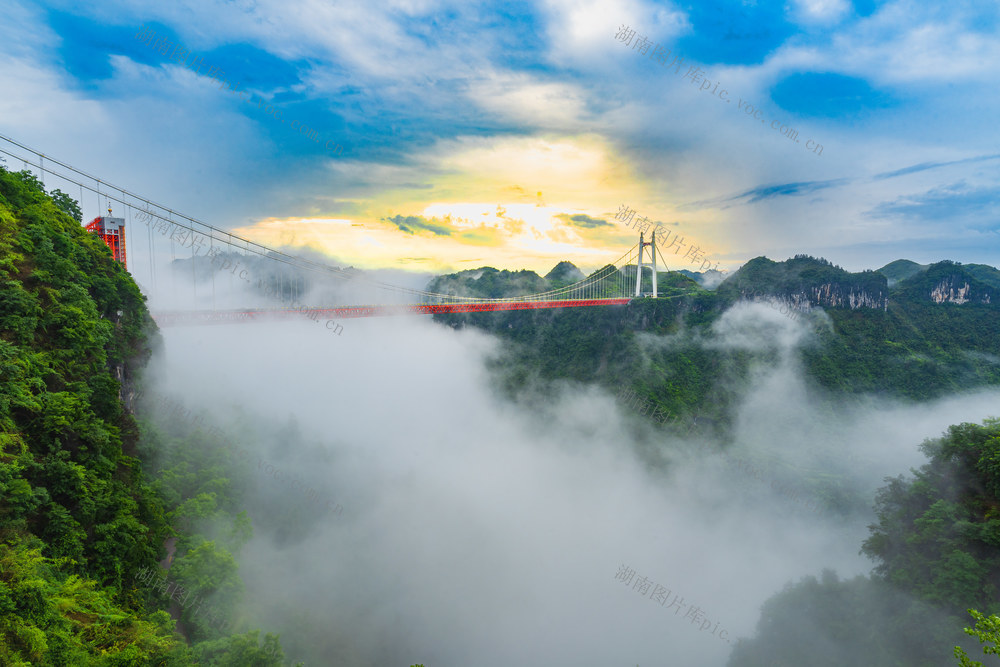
1,0,997,275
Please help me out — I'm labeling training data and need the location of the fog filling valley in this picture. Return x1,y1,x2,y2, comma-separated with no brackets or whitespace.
142,297,1000,666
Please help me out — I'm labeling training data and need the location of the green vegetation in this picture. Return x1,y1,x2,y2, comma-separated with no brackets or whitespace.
3,159,999,665
863,419,1000,614
727,418,1000,666
892,261,999,306
0,165,289,665
715,254,887,305
433,254,1000,425
726,569,958,666
430,255,1000,665
963,264,1000,291
877,258,928,285
426,266,552,298
955,609,1000,666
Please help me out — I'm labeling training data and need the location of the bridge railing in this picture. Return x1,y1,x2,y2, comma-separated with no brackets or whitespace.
2,132,657,310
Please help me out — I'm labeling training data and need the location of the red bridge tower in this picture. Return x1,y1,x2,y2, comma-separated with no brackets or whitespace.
84,206,127,269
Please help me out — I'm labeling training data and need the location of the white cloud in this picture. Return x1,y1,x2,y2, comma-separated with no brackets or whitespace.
145,302,1000,666
540,0,688,67
828,0,1000,84
788,0,852,24
465,71,592,129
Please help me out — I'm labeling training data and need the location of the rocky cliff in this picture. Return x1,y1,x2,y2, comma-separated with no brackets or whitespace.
893,261,999,307
720,255,888,311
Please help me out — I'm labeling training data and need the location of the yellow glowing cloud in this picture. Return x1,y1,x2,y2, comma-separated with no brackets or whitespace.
232,134,726,275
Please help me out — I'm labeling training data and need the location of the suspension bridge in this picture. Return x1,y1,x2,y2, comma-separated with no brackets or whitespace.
1,134,674,329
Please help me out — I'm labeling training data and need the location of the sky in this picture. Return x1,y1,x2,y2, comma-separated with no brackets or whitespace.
1,0,998,277
4,3,998,662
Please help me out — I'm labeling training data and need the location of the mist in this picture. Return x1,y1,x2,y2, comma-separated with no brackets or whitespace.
141,296,1000,666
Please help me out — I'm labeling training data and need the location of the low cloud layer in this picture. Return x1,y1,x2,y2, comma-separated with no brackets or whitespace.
144,299,1000,666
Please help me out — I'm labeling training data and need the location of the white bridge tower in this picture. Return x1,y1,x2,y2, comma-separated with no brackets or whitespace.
634,231,658,298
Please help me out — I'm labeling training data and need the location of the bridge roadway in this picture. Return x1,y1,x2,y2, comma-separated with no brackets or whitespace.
151,298,634,326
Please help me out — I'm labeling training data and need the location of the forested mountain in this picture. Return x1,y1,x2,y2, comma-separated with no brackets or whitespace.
3,162,998,665
677,267,729,286
893,261,1000,305
424,266,551,298
544,261,585,287
728,418,1000,667
0,166,287,665
429,253,1000,666
432,254,1000,418
878,259,929,285
964,264,1000,291
877,259,1000,294
714,254,887,310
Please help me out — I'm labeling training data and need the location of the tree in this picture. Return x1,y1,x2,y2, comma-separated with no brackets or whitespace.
955,609,1000,666
862,419,1000,614
49,189,82,223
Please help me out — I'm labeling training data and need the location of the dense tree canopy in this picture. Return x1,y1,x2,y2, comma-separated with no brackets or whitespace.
863,418,1000,614
0,165,291,664
727,418,1000,667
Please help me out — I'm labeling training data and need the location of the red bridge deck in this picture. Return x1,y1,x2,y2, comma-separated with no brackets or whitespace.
151,298,633,326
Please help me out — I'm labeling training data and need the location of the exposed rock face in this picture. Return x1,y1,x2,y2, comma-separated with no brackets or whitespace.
930,276,993,304
109,309,140,414
738,288,810,317
724,256,890,313
808,283,888,310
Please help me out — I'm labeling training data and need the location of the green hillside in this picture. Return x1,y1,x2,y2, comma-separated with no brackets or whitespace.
433,254,1000,421
964,263,1000,290
728,418,1000,667
425,266,551,298
892,261,1000,306
544,260,585,287
0,166,287,665
717,254,888,308
878,259,928,284
428,254,1000,665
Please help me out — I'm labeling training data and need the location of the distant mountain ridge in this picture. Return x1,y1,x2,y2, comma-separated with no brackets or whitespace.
964,263,1000,291
425,266,551,298
717,255,888,311
893,261,998,306
545,261,585,288
425,256,999,310
677,268,728,288
715,256,999,310
877,259,928,286
875,258,1000,293
429,252,1000,436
